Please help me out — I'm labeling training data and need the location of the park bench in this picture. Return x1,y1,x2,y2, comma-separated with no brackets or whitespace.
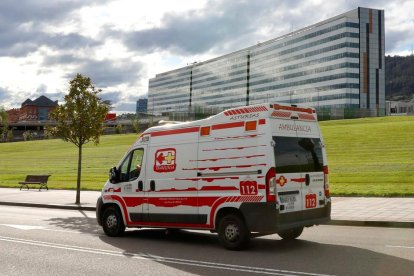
19,175,51,191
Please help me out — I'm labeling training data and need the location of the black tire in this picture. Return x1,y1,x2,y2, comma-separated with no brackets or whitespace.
102,206,125,237
278,227,304,240
217,214,250,250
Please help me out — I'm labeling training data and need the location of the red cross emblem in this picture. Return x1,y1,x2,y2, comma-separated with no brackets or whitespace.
277,176,287,187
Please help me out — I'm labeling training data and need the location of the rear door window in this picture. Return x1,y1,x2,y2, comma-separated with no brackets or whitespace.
273,136,323,173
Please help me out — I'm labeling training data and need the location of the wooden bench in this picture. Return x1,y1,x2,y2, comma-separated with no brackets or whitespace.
19,175,51,191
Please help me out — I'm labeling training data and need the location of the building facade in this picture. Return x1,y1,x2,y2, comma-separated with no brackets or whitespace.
136,98,148,114
10,95,58,122
386,99,414,115
148,7,385,116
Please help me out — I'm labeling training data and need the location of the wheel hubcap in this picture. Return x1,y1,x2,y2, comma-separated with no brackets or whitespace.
106,214,117,229
225,224,239,241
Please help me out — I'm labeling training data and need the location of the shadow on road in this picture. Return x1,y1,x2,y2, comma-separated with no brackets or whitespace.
97,228,414,276
44,215,414,275
46,211,101,234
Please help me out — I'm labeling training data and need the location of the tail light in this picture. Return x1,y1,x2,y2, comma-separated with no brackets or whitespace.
266,167,276,202
323,165,330,197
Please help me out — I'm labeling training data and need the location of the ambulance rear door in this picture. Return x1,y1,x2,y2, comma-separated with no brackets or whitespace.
293,119,325,214
272,123,304,214
272,112,325,215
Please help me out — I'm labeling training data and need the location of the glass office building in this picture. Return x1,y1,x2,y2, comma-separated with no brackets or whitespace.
148,7,385,116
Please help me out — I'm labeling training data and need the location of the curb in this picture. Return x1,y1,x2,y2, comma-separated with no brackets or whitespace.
0,201,95,212
326,220,414,229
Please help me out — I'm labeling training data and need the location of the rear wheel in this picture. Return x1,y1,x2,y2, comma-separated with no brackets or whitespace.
102,206,125,237
278,227,304,240
217,214,250,250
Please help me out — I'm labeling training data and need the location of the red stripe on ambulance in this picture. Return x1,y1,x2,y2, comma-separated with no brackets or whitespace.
202,145,267,152
150,126,200,137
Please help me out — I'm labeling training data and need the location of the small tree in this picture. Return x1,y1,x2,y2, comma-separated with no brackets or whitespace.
0,107,9,141
49,74,109,204
115,124,124,134
132,118,140,134
6,129,13,142
22,130,33,141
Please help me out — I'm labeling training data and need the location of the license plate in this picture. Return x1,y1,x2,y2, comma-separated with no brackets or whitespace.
280,194,297,204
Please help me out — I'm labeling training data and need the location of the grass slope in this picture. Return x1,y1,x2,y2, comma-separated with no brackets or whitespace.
0,134,137,190
320,116,414,196
0,116,413,196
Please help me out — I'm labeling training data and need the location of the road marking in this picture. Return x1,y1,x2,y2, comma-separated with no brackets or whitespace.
386,245,414,249
0,235,332,276
0,224,45,230
0,224,81,234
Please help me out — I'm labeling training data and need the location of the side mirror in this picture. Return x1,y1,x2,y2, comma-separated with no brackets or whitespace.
109,167,119,184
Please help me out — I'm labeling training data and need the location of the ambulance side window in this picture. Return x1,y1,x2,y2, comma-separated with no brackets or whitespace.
130,149,144,180
119,149,144,182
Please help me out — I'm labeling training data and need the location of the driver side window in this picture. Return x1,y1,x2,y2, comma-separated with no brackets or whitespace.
119,148,144,182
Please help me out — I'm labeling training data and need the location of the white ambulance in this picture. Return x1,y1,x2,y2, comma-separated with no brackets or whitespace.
96,103,331,250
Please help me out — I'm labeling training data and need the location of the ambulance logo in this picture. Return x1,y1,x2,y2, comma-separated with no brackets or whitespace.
277,176,287,187
154,148,176,173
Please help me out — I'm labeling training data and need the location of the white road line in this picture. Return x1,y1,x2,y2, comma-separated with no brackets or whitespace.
386,245,414,249
0,235,332,276
0,223,86,234
0,224,45,230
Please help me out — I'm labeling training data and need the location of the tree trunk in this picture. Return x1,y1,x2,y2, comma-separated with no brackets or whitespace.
76,144,82,204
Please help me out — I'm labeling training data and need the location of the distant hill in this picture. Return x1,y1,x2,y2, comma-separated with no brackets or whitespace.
385,55,414,101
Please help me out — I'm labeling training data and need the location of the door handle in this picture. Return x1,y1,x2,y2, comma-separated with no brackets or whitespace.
150,180,155,191
305,174,310,186
138,181,143,191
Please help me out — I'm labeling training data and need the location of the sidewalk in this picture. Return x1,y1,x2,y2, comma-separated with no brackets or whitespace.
0,188,413,228
0,188,98,211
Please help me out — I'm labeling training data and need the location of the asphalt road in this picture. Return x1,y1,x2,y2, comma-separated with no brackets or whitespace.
0,206,413,276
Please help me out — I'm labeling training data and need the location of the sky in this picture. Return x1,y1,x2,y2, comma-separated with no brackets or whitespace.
1,0,413,113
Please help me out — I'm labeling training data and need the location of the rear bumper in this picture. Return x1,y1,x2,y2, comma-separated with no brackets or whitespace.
240,201,331,234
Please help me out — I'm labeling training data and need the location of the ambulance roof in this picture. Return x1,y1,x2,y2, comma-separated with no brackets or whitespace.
142,103,317,135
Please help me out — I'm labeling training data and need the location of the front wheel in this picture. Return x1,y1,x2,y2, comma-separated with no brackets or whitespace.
278,227,304,240
102,206,125,237
217,214,250,250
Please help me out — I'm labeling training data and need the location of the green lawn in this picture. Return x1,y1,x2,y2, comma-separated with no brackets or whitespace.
0,116,413,196
320,116,414,196
0,134,137,190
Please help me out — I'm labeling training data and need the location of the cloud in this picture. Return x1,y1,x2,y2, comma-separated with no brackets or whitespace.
69,59,145,88
116,0,294,55
386,29,409,53
0,0,108,57
114,102,137,113
44,33,101,51
43,52,145,88
1,0,414,114
115,0,407,57
43,54,83,66
35,84,48,93
0,87,26,108
0,87,11,102
0,28,100,58
44,91,65,102
0,0,113,25
100,91,122,104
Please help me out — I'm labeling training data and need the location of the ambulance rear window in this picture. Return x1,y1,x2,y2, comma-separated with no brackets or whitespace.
273,136,323,173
